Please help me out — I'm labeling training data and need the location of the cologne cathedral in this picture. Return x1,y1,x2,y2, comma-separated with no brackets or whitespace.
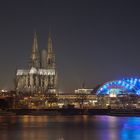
15,32,57,94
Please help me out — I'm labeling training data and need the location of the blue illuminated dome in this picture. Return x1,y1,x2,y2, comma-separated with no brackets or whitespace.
97,78,140,95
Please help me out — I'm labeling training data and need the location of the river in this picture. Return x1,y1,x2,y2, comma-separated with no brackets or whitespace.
0,115,140,140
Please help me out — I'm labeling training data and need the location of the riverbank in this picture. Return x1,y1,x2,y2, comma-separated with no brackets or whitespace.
5,108,140,116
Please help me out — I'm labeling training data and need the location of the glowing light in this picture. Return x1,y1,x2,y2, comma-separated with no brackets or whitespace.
118,80,121,84
97,77,140,95
109,93,117,97
30,67,37,74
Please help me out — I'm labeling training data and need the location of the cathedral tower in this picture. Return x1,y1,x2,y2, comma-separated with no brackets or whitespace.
46,32,55,69
46,33,57,93
30,32,40,68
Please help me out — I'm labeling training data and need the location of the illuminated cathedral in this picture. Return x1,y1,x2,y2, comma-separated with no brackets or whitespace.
15,32,57,94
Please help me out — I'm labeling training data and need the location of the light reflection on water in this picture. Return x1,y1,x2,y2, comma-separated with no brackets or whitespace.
0,115,140,140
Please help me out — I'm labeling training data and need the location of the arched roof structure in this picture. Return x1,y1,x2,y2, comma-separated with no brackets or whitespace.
97,78,140,95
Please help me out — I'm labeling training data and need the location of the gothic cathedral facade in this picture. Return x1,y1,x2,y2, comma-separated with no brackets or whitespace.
15,32,57,94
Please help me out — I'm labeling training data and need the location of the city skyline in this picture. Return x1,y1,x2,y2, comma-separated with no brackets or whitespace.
0,0,140,92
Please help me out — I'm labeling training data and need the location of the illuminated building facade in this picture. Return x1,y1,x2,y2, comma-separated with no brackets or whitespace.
15,32,57,94
97,78,140,96
96,78,140,109
75,88,93,94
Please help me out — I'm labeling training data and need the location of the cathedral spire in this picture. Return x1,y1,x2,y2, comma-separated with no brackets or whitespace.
47,31,53,53
30,32,40,68
46,32,55,69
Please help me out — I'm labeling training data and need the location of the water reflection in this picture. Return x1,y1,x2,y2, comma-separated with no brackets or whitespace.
121,117,140,140
0,115,140,140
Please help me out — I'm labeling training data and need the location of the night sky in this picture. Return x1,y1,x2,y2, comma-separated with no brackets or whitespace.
0,0,140,92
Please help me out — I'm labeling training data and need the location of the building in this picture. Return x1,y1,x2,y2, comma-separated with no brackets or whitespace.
97,78,140,96
75,88,93,94
96,78,140,108
74,83,93,94
15,32,57,95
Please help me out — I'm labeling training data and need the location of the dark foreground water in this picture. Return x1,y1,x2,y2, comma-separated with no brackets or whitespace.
0,115,140,140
